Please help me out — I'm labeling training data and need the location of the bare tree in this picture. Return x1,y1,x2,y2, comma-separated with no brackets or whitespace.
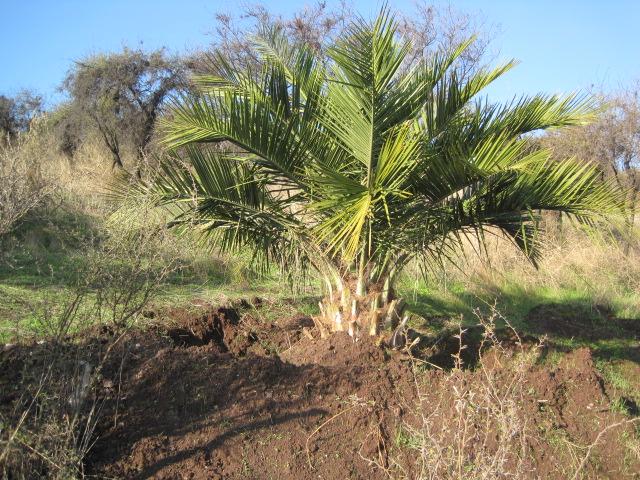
397,0,497,77
204,1,495,75
541,85,640,248
208,1,350,71
0,90,43,141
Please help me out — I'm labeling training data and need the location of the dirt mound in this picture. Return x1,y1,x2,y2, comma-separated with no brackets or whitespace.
164,308,244,353
3,304,639,479
86,322,415,480
408,345,640,478
160,306,314,356
523,348,639,478
282,331,388,367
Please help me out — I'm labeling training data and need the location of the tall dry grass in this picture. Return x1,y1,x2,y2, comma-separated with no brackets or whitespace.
416,217,640,317
0,129,54,237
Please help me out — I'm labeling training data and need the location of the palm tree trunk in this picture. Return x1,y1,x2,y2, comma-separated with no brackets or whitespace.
318,273,406,337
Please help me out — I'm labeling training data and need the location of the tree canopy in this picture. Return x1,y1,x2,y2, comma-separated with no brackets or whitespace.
0,91,43,141
61,48,186,169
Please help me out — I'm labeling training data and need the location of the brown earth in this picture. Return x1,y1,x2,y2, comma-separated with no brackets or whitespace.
1,303,639,479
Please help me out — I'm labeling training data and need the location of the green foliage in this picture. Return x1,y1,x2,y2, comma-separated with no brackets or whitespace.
130,8,627,299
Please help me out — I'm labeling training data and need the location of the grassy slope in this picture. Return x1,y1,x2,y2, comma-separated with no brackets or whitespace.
2,201,638,338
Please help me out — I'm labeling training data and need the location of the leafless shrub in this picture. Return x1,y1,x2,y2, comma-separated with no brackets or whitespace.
0,212,180,479
399,307,541,479
85,222,180,329
12,211,180,341
0,134,53,238
397,0,497,77
0,361,102,479
395,305,640,479
206,1,495,75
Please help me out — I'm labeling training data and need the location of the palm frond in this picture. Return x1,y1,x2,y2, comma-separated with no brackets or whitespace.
139,7,629,286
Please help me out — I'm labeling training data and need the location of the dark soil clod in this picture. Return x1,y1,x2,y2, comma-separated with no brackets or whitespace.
164,307,236,351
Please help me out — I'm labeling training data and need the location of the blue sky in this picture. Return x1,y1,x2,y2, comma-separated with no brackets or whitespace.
2,0,639,105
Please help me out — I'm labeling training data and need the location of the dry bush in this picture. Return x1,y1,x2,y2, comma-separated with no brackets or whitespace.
397,307,640,480
0,222,180,479
0,115,117,242
0,361,101,479
28,114,131,214
0,105,218,479
32,126,120,217
0,132,53,237
400,310,540,479
11,204,182,339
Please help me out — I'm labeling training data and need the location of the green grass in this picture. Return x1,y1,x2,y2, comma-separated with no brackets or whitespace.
0,260,318,341
400,274,639,385
400,275,637,328
0,205,322,340
2,221,636,350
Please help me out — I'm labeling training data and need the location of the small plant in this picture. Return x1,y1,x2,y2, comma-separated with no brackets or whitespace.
610,397,632,415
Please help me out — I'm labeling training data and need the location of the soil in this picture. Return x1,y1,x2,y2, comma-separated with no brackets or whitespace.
1,302,639,479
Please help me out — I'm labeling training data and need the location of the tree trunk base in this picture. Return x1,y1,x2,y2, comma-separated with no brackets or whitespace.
317,294,406,337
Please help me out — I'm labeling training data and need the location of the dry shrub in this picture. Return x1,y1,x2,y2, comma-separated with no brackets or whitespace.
0,115,118,243
0,360,101,479
0,133,53,237
88,215,182,329
0,113,208,479
399,307,640,480
44,131,118,215
485,222,637,294
6,114,132,219
401,310,540,479
0,221,180,479
1,202,182,342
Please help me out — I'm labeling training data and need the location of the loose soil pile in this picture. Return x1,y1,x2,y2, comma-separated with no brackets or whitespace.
1,303,639,479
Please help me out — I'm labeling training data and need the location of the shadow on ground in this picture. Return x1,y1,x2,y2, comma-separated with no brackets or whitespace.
407,286,640,365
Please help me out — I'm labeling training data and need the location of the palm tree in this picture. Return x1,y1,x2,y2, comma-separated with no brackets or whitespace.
139,10,627,337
